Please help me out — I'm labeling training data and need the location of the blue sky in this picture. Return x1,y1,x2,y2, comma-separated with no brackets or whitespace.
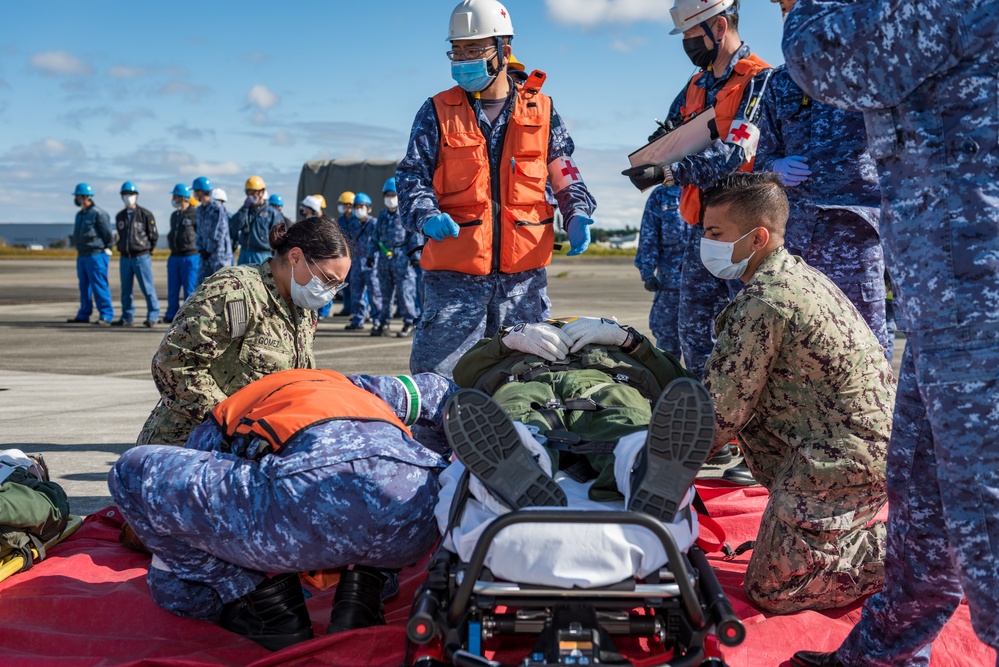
0,0,785,228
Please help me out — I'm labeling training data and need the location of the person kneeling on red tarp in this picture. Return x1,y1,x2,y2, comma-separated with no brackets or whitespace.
108,368,455,651
699,173,895,614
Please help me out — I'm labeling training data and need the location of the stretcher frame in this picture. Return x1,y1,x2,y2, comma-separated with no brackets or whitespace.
406,510,744,667
0,514,84,584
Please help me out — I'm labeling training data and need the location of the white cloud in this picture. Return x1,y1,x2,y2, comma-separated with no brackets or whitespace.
610,36,648,52
109,65,145,78
545,0,669,27
245,84,279,110
159,80,210,101
271,131,295,147
29,50,93,76
178,161,243,176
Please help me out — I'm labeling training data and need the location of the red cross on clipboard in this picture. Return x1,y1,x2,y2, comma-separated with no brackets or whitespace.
731,124,752,142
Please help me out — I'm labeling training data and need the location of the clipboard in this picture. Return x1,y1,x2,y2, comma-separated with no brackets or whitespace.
628,108,717,168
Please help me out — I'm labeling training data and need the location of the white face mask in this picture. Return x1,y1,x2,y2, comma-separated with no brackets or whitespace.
122,194,138,208
289,262,337,310
337,204,347,215
353,207,369,222
699,228,760,280
384,196,398,211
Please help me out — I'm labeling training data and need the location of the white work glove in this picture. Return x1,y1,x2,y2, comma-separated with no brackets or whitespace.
502,323,573,362
561,317,628,353
104,248,113,256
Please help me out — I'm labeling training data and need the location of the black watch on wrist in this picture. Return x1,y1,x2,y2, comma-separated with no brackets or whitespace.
620,326,643,354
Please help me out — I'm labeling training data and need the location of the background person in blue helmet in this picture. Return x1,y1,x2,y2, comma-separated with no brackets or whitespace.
268,194,288,224
163,184,200,323
634,184,692,359
191,176,233,286
66,182,115,325
113,181,160,327
232,176,283,266
397,0,597,379
371,178,422,338
782,1,999,666
345,192,381,332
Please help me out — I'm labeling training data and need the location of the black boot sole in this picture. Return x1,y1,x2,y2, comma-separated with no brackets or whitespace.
444,389,566,509
629,378,715,523
247,627,315,652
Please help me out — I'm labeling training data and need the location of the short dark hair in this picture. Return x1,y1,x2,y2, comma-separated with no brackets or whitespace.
700,172,788,237
269,215,351,261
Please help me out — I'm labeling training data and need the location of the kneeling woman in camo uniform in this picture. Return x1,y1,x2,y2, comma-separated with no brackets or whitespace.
136,216,351,446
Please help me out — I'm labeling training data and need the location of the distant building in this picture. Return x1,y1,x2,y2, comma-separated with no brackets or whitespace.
0,224,75,248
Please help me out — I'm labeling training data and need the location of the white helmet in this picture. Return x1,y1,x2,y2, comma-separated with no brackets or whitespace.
669,0,735,35
447,0,514,42
211,188,228,203
300,195,323,215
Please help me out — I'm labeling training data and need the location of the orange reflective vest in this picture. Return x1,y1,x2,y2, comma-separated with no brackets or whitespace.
210,369,411,453
678,54,771,225
424,79,555,275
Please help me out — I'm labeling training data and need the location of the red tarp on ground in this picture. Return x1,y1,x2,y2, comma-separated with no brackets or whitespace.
0,483,994,667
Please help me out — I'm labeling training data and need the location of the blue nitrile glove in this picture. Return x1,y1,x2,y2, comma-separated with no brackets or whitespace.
566,215,594,256
772,156,811,187
422,213,460,242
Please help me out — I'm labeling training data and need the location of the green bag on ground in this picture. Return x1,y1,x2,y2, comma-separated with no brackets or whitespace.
0,466,70,572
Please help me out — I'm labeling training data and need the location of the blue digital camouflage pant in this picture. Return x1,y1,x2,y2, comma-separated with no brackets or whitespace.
650,287,682,360
678,227,743,379
838,325,999,666
108,421,442,621
790,210,892,362
410,268,551,379
350,265,382,327
379,254,418,325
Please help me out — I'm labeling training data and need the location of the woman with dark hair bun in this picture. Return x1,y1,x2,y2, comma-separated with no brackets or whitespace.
137,215,352,446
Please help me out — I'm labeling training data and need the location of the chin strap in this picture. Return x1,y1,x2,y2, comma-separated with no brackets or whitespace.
699,20,721,68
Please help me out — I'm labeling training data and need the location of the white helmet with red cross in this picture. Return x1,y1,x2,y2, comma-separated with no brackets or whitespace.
447,0,514,42
669,0,736,35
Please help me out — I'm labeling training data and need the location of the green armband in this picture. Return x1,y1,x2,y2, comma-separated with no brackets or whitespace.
394,375,421,426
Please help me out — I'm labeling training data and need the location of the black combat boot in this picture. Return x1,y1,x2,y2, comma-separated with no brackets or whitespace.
326,566,388,635
790,651,844,667
219,572,314,651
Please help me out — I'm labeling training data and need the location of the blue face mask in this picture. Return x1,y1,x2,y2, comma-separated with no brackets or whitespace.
451,58,496,93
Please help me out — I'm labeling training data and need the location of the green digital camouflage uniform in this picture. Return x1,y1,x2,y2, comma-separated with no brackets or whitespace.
137,260,316,446
452,322,694,500
703,247,895,615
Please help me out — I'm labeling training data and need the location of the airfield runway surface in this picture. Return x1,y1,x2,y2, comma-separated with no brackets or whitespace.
0,256,905,516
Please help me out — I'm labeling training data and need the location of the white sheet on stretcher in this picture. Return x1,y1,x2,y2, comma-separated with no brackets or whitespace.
434,431,698,589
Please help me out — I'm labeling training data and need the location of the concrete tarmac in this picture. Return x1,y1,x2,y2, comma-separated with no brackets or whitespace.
0,256,905,517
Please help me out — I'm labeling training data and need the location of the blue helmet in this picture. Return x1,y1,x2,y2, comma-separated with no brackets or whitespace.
353,192,372,206
192,176,212,193
383,177,397,194
172,183,192,198
120,181,139,194
268,194,284,207
73,183,95,197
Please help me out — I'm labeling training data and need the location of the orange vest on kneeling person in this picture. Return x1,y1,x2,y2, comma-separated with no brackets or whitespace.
211,369,411,453
424,74,556,276
678,53,770,225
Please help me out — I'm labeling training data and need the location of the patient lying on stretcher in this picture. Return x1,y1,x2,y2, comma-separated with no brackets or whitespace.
436,317,716,587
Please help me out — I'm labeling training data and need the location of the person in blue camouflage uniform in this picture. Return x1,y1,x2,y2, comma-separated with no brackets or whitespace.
756,6,889,361
346,194,381,331
634,185,692,359
397,1,597,379
782,2,999,666
192,177,233,286
648,3,773,379
108,371,456,642
372,178,422,337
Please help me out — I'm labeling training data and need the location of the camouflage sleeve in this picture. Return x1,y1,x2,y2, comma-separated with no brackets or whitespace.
635,188,663,282
214,206,230,255
548,105,596,219
96,209,113,248
397,98,442,234
782,0,962,110
347,373,458,431
753,70,786,173
451,332,510,389
702,297,785,451
670,69,773,189
151,274,243,420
